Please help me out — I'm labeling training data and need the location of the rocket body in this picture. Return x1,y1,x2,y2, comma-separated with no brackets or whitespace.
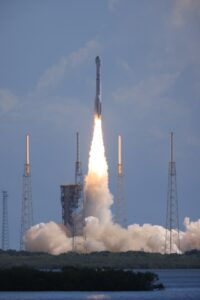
94,56,101,118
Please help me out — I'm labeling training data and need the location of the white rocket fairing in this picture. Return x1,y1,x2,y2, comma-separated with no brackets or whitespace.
94,56,101,118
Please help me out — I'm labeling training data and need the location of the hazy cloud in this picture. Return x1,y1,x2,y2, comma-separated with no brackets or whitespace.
43,98,89,127
170,0,200,28
117,58,132,72
37,39,100,90
187,135,200,148
108,0,121,12
0,88,18,113
112,72,179,112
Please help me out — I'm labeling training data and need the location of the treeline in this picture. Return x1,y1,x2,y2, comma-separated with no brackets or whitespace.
0,250,200,269
0,266,164,291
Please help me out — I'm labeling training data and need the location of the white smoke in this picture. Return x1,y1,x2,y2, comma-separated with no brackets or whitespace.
24,222,72,255
25,217,200,255
180,218,200,252
84,174,113,224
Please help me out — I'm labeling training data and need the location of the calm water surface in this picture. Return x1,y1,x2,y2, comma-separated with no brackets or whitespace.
0,269,199,300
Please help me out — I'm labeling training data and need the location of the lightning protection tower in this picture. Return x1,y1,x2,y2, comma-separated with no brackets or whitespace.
20,134,33,250
165,132,180,254
2,191,9,250
75,132,83,187
73,132,84,250
115,135,127,228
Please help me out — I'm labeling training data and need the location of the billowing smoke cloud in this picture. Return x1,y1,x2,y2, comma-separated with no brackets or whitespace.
180,218,200,252
25,222,72,255
84,174,113,225
24,218,200,255
24,117,200,255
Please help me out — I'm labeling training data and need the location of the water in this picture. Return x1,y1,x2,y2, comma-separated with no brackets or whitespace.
0,269,199,300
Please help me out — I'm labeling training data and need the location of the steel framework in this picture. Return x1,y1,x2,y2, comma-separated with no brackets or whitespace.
60,132,84,251
20,134,33,250
73,132,84,250
165,132,180,254
115,135,127,228
2,191,9,250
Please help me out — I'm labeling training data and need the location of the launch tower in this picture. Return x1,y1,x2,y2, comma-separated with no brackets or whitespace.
60,132,83,250
20,134,33,250
2,191,9,250
165,132,180,253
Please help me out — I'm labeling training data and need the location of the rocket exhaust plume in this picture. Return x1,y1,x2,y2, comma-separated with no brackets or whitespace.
84,56,113,224
84,116,113,224
24,57,200,255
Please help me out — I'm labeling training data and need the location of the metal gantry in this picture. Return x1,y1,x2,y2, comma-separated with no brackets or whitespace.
20,134,33,250
73,132,84,250
165,132,180,254
2,190,9,250
115,135,127,228
60,132,84,251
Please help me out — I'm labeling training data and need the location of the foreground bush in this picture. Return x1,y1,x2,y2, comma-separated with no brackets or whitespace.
0,266,164,291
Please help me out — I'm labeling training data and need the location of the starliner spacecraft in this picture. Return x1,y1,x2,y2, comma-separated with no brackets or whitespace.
94,56,101,118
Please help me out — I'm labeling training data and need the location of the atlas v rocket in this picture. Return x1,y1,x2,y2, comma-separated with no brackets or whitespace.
94,56,101,118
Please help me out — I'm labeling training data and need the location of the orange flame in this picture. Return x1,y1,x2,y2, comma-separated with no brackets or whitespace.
88,116,108,177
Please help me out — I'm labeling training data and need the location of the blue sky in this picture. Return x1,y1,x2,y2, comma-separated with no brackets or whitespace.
0,0,200,249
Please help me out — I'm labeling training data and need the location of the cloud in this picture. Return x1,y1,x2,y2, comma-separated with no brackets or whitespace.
170,0,200,28
0,39,99,125
186,135,200,148
117,58,132,72
112,72,179,113
42,98,90,127
107,0,121,12
37,39,100,90
0,88,18,113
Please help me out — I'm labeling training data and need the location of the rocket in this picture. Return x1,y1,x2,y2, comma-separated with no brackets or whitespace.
94,56,101,118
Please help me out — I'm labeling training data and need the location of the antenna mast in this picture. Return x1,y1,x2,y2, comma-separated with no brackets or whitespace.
20,134,33,250
165,132,180,253
115,135,127,228
75,132,82,185
73,132,84,251
2,191,9,250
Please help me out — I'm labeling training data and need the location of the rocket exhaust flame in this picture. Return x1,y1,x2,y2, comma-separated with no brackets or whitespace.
88,117,108,177
84,56,113,224
84,115,113,224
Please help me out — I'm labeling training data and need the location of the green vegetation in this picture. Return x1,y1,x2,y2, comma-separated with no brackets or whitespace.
0,250,200,270
0,266,163,291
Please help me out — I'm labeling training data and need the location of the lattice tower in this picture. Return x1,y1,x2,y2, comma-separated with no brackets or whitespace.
115,135,127,228
165,132,180,254
73,132,84,251
20,134,33,250
2,190,9,250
